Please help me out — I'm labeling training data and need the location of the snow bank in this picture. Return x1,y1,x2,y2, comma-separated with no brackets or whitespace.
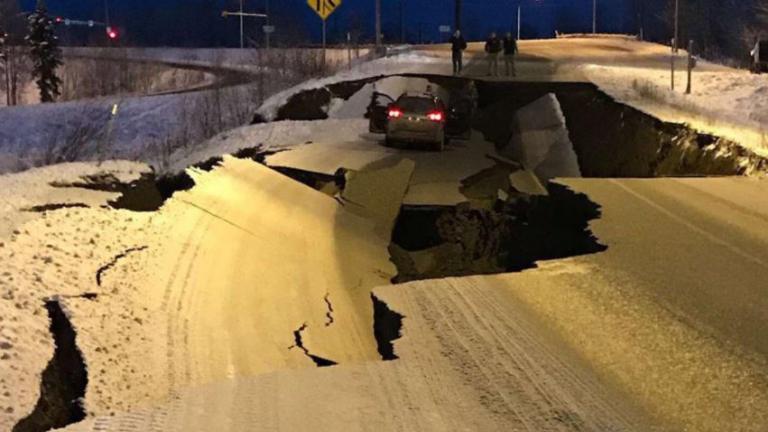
0,160,150,239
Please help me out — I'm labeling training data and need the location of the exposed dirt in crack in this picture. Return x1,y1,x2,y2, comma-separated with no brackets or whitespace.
371,293,404,361
289,323,338,367
96,246,149,287
12,300,88,432
390,183,606,282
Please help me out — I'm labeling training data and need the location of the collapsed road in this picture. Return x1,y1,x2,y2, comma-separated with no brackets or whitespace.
1,40,768,432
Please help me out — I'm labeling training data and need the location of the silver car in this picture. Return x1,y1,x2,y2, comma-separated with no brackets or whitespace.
385,93,448,151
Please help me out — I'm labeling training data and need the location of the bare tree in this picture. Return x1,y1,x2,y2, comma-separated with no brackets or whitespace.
757,0,768,23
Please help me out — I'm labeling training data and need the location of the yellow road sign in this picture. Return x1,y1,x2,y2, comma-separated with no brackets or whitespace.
307,0,341,20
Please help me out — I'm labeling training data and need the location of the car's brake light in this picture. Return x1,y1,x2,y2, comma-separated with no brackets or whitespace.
427,111,444,122
388,107,403,119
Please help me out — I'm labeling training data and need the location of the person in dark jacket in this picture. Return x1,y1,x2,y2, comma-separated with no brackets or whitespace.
485,32,502,76
449,30,468,75
503,33,518,77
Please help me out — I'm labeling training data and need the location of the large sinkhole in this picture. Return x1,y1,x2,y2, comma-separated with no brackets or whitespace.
390,183,606,283
269,74,767,178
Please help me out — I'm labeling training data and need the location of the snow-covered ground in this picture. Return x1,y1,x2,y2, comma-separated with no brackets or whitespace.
0,47,383,175
581,63,768,158
3,39,768,432
507,36,768,159
63,47,372,72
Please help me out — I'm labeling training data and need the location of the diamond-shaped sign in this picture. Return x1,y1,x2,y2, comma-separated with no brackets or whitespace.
307,0,341,20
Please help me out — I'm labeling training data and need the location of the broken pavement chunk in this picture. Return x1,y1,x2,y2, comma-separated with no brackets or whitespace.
341,157,415,238
509,169,549,197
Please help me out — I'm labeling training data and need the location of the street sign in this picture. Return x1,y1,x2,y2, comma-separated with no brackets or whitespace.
307,0,341,20
439,25,451,33
263,25,275,34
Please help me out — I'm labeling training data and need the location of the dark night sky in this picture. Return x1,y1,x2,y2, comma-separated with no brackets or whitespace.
19,0,636,46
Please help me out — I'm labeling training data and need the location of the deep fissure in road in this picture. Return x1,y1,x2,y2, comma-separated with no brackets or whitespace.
51,173,164,212
371,294,404,361
272,74,767,177
96,246,149,287
289,323,338,367
13,300,88,432
390,184,607,282
472,80,767,177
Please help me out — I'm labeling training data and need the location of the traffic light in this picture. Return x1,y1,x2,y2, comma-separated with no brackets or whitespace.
54,16,64,24
106,26,118,40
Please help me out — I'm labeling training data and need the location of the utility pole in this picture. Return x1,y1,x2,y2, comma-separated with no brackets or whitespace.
686,39,693,94
400,0,405,43
517,4,521,40
375,0,382,49
592,0,597,34
222,8,267,49
671,39,675,90
322,19,326,68
455,0,462,33
673,0,679,52
265,0,270,49
240,0,244,48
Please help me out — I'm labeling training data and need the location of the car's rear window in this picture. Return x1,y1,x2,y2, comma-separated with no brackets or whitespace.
397,97,437,113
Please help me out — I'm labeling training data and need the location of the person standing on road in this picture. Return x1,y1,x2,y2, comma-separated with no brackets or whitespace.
485,32,502,77
449,30,468,75
503,33,518,77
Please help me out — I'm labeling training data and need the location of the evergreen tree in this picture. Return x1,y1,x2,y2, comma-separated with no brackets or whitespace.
26,0,62,102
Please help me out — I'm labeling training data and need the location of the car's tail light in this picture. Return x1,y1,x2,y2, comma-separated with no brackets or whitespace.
427,110,445,122
388,107,403,119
